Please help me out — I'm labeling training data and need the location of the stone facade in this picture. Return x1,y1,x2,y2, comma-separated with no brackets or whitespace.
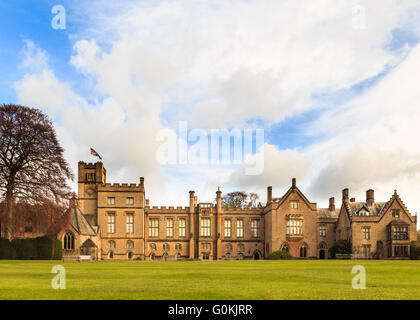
61,161,418,260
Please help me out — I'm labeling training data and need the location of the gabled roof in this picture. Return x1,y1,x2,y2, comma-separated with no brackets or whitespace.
81,238,98,248
274,184,316,211
70,207,97,236
350,202,386,216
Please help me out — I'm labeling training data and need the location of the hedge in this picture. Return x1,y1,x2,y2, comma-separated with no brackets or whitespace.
410,245,420,260
268,250,293,260
329,240,351,259
0,237,62,260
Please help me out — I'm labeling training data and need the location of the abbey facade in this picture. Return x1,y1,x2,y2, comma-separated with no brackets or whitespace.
61,161,418,260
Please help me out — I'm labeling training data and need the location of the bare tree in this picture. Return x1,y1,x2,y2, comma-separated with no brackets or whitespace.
248,192,259,208
0,104,74,240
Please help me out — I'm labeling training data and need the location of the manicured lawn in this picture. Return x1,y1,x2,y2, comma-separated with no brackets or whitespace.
0,260,419,299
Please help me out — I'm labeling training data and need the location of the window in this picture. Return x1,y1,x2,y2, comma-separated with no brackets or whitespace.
286,219,302,235
300,244,307,258
392,226,408,240
175,243,182,250
394,245,409,257
237,243,244,252
107,197,115,205
86,173,96,182
126,240,134,249
109,251,114,259
224,219,231,237
166,218,174,237
290,201,298,209
179,218,186,237
127,252,133,259
363,245,371,257
149,243,156,250
392,210,400,218
149,218,159,237
108,213,115,233
281,243,289,252
163,243,169,251
319,225,326,237
63,232,75,250
108,240,115,249
126,197,134,205
251,219,260,238
362,227,370,240
236,219,244,238
201,218,211,236
126,213,134,233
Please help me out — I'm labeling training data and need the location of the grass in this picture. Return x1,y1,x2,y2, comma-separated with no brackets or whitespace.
0,260,419,300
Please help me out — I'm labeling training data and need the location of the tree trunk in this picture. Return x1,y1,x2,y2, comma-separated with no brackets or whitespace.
5,186,14,241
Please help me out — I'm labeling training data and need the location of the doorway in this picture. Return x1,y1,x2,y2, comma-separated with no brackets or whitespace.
319,249,325,259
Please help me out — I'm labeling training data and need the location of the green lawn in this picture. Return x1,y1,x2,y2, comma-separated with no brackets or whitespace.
0,260,419,299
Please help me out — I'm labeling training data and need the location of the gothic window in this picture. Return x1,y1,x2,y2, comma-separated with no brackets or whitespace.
108,213,115,233
319,225,326,237
300,244,308,258
166,218,174,237
63,232,75,250
126,213,134,233
126,240,134,249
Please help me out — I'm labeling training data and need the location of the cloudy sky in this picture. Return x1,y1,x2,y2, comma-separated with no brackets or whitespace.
1,0,420,224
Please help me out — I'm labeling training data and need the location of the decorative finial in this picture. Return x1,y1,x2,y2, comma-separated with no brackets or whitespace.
218,186,220,192
394,189,397,195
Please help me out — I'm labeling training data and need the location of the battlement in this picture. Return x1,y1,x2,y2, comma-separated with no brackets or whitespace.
148,206,190,213
223,207,262,214
98,183,144,191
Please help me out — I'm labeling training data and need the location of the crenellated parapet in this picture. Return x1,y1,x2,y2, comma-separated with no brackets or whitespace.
148,206,190,214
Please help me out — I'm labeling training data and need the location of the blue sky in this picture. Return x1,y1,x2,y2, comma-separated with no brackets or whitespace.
2,0,420,215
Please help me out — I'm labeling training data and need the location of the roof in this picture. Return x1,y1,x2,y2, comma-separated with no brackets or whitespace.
347,201,386,216
70,207,97,236
317,208,339,219
387,220,410,226
81,238,98,248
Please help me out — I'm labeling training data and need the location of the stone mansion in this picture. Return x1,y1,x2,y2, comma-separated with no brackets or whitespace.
61,161,418,260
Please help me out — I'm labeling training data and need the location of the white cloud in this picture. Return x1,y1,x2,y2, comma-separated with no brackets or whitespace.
11,1,420,223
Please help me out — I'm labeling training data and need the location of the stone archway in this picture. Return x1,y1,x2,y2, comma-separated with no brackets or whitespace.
253,250,262,260
319,242,328,259
80,238,97,259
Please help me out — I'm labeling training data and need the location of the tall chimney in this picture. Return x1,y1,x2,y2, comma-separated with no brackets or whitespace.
216,187,222,211
329,197,335,211
366,189,374,206
292,178,296,188
342,188,349,203
267,186,272,205
189,191,195,210
140,177,144,186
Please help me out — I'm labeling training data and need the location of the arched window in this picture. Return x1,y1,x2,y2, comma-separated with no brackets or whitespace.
126,240,134,249
127,251,133,259
300,244,308,258
175,243,182,251
63,232,75,250
149,243,156,251
150,253,155,260
163,243,169,251
108,240,116,249
280,242,289,252
109,251,114,259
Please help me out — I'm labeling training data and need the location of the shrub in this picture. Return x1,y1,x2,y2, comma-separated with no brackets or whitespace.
329,240,351,259
0,239,16,259
268,250,293,260
0,237,62,260
410,245,420,260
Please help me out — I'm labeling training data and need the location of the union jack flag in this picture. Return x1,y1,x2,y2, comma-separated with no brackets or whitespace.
90,147,102,160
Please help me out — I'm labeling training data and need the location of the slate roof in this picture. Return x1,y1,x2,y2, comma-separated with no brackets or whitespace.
347,201,387,216
317,208,339,219
70,207,97,236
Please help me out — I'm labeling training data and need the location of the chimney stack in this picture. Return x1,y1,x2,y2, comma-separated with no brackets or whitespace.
140,177,144,186
366,189,374,206
342,188,349,203
267,186,272,205
350,197,355,202
292,178,296,188
329,197,335,211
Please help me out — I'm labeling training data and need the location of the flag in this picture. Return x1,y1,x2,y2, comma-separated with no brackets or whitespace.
90,147,102,160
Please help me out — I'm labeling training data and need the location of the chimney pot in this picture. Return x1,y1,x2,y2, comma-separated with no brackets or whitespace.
267,186,272,205
329,197,335,211
350,197,355,202
292,178,296,187
366,189,374,206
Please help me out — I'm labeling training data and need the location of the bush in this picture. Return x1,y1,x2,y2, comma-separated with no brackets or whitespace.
0,237,62,260
0,239,16,259
268,250,293,260
410,245,420,260
329,240,351,259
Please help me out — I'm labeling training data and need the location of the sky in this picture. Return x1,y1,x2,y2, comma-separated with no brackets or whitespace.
1,0,420,226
